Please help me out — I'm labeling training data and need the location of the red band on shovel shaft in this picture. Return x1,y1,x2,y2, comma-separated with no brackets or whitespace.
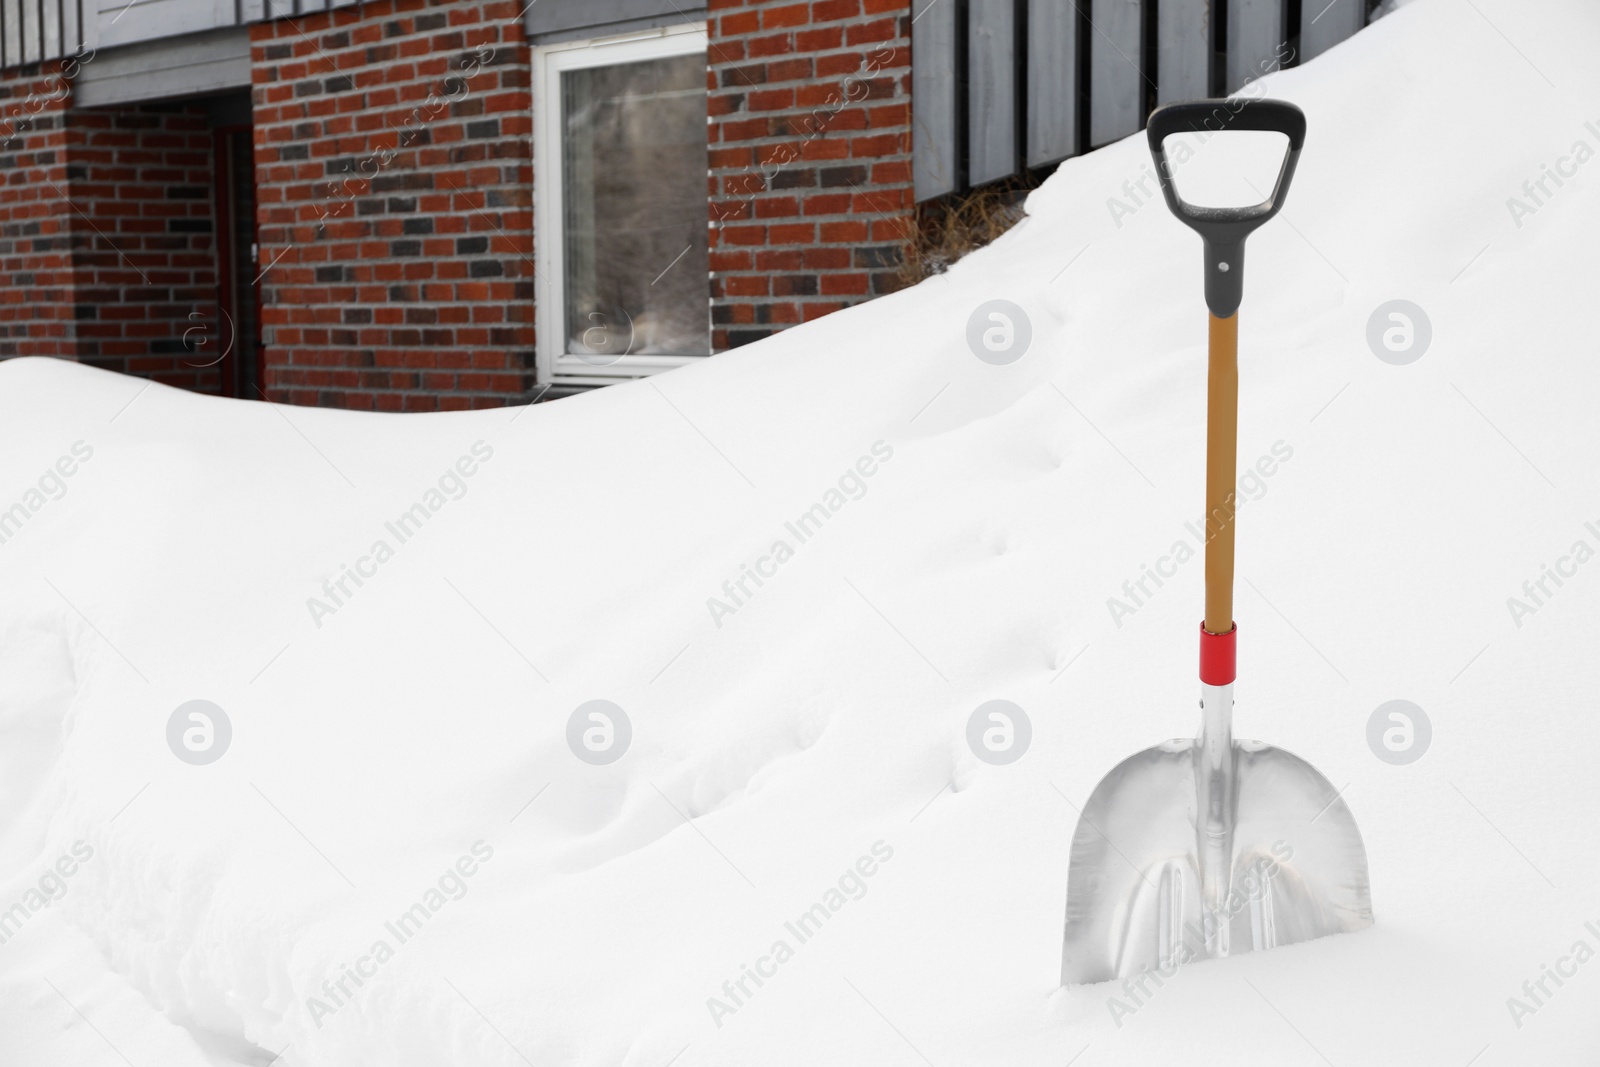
1199,623,1237,685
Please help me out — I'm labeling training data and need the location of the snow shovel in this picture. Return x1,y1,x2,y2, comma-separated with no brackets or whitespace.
1060,99,1372,986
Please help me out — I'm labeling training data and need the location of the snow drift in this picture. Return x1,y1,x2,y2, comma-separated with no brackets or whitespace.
3,0,1600,1062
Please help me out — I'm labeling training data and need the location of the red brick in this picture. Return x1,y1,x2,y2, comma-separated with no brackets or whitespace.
713,195,755,219
721,117,773,141
819,220,869,243
870,159,908,182
750,141,799,168
725,275,770,296
769,223,817,244
748,33,795,58
722,225,769,246
803,193,853,215
844,18,898,45
756,196,802,218
748,88,796,111
755,249,805,270
820,271,869,296
795,26,842,50
798,138,850,161
763,3,810,28
711,250,754,271
766,58,813,81
867,103,910,127
801,302,845,321
812,0,861,19
850,132,902,157
710,146,755,168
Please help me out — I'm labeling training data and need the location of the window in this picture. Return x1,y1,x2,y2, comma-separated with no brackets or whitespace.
534,25,711,387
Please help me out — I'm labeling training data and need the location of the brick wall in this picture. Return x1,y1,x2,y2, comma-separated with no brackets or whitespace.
68,104,223,394
250,0,536,411
0,63,225,390
0,61,78,360
706,0,915,350
5,0,919,400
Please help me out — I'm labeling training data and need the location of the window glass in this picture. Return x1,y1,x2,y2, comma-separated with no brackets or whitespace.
561,54,710,361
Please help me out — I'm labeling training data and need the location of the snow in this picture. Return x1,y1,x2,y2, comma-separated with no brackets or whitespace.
3,0,1600,1062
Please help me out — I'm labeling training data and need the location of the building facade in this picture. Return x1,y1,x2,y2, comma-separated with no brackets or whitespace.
0,0,1369,410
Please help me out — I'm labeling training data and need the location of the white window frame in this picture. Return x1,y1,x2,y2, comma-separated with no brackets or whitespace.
533,22,711,388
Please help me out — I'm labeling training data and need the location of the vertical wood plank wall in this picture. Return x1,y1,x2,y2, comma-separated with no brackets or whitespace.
3,0,1367,204
0,0,17,69
1226,0,1282,92
1087,0,1142,147
1156,0,1207,105
968,0,1018,185
1300,0,1364,61
0,0,367,67
912,0,961,201
1025,0,1076,169
912,0,1370,201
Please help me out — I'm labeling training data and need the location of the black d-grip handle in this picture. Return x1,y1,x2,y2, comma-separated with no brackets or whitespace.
1146,99,1306,318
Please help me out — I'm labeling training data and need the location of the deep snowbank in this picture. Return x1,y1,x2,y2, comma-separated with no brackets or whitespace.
4,0,1600,1062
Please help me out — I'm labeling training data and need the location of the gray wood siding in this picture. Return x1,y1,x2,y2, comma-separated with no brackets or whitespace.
72,24,249,106
527,0,704,42
1157,0,1208,104
1026,0,1077,168
911,0,959,201
0,0,237,68
1,0,18,69
1,0,719,86
1226,0,1284,93
1301,0,1364,62
1088,0,1143,147
61,0,79,62
914,0,1369,202
967,0,1018,185
21,0,38,63
96,0,221,51
41,0,59,63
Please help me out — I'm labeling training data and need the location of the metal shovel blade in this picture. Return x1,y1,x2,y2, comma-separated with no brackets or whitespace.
1061,682,1372,985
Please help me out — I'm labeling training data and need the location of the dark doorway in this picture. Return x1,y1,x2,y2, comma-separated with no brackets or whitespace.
213,123,262,399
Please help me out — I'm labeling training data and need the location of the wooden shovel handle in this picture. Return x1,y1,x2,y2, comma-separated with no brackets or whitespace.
1205,313,1238,635
1146,100,1307,641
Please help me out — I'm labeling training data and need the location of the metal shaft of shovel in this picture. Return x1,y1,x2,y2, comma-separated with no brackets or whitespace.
1061,99,1373,987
